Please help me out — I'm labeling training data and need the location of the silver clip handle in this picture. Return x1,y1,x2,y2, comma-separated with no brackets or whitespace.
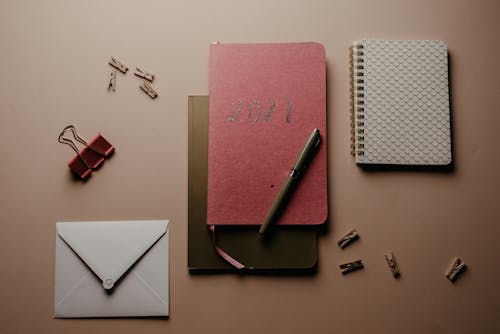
57,125,91,169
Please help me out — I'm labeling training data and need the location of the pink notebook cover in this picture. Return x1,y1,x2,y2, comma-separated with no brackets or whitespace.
207,42,327,226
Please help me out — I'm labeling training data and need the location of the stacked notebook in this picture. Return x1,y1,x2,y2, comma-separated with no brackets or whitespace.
350,40,452,165
188,96,318,272
188,42,328,271
188,39,453,272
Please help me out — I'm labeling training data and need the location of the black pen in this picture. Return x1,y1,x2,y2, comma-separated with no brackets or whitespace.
259,128,321,234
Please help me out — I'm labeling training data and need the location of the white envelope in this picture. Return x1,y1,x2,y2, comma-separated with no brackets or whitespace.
54,220,169,318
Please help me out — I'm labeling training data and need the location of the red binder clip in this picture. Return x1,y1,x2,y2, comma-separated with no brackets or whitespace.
58,125,115,180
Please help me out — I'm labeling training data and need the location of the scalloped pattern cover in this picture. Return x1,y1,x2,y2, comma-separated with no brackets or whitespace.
354,40,451,165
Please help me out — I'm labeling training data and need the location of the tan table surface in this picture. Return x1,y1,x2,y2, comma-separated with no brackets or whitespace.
1,1,499,333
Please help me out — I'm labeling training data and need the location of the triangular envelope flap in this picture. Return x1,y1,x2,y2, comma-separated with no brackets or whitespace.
57,220,168,290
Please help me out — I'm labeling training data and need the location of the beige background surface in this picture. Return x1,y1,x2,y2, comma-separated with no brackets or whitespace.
1,1,499,333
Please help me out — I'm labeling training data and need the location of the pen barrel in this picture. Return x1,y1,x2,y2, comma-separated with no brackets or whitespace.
259,129,321,234
259,175,295,234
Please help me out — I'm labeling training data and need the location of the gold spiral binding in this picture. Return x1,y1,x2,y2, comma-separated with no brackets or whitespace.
349,46,355,156
350,43,365,157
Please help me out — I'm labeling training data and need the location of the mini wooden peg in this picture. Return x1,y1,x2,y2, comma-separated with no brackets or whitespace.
384,251,401,278
134,67,155,82
446,257,466,282
140,81,158,99
109,57,128,74
339,260,364,274
338,229,359,248
108,69,117,92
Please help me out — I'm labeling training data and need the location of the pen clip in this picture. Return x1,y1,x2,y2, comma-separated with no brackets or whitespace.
291,128,321,176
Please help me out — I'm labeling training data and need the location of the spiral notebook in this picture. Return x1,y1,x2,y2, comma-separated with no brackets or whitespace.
207,42,328,227
350,40,452,165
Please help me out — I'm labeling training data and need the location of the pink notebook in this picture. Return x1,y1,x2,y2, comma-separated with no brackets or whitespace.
207,42,327,226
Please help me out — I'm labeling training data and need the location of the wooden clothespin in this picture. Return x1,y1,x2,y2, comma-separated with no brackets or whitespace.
339,260,363,274
446,257,466,282
134,67,155,82
140,81,158,99
109,57,128,74
108,69,117,92
338,229,359,248
384,251,400,278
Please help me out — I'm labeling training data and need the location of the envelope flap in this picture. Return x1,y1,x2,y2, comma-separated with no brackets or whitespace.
57,220,168,290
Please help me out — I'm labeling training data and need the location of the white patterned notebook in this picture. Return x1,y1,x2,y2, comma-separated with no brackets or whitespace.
350,40,452,165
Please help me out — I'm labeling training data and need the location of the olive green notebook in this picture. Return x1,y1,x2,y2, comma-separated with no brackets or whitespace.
188,96,318,272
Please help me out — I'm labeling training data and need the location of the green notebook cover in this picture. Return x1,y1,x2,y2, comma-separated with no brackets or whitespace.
188,96,318,272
